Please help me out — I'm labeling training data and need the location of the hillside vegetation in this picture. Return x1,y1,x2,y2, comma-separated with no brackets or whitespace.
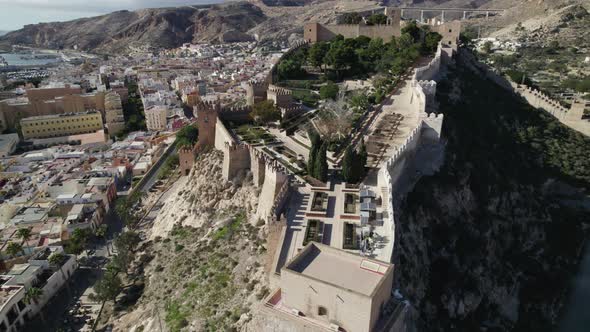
398,52,590,331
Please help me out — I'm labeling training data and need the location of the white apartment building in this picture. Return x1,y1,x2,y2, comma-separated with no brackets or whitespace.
144,105,169,131
0,246,77,332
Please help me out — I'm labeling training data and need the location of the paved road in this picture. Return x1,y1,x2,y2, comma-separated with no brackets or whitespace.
137,142,177,194
23,211,123,332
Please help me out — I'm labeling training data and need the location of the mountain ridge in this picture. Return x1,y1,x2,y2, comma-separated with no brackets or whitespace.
0,2,266,53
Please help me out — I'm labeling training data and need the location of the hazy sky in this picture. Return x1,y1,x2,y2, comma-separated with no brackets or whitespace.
0,0,223,31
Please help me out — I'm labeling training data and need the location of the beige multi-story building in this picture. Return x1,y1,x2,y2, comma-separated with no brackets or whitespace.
144,105,168,131
20,111,103,140
0,85,128,134
0,91,106,133
279,242,394,332
104,91,126,137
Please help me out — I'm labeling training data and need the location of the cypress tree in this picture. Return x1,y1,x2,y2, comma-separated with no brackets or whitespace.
358,142,368,178
342,146,354,182
315,143,328,182
308,144,317,175
307,130,321,176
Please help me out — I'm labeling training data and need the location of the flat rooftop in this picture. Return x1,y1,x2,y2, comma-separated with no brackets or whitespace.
5,264,41,286
285,242,392,296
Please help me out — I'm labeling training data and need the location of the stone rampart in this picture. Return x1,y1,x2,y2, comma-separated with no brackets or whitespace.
465,50,588,135
222,142,250,181
200,109,292,223
218,105,252,122
514,84,569,119
246,80,269,106
269,178,290,221
267,84,293,109
280,105,304,120
215,119,237,151
178,145,195,176
256,161,290,223
378,42,450,256
414,45,442,82
304,10,402,43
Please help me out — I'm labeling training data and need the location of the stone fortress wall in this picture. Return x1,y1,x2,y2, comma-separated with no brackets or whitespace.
378,42,450,256
184,40,320,224
511,82,587,122
185,99,292,224
464,49,589,136
266,84,293,109
304,9,402,43
304,23,402,43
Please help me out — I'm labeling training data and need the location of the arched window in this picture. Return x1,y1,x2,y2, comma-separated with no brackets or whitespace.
318,306,327,316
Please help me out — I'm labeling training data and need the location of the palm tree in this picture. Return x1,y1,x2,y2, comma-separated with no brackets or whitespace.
24,287,46,323
17,228,32,244
24,287,43,304
48,252,72,293
6,242,23,258
94,224,108,239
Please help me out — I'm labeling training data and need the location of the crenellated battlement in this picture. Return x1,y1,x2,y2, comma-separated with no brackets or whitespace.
224,141,246,151
377,42,452,256
267,84,292,96
512,84,582,122
247,80,269,89
280,105,304,119
246,80,269,106
195,99,222,113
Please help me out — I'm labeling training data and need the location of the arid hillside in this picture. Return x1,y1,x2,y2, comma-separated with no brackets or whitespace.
2,0,588,53
0,2,266,53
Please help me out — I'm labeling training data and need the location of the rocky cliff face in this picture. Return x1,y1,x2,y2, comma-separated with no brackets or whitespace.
0,2,266,53
396,55,590,331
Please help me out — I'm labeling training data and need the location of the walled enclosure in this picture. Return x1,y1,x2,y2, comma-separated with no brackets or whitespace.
304,9,402,43
377,42,451,259
189,99,291,224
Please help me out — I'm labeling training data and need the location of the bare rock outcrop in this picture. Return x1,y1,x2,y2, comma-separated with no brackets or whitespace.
150,150,259,239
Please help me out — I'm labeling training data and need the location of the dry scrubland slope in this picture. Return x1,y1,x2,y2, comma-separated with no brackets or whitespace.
110,151,271,331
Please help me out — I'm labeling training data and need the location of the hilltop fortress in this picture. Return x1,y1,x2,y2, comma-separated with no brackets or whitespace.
304,8,461,51
179,14,458,330
257,43,454,332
